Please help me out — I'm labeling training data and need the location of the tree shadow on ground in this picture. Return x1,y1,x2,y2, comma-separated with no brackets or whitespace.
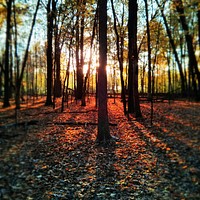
126,107,200,199
1,98,200,199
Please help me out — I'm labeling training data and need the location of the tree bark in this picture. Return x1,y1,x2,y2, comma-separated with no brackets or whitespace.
173,0,200,99
15,0,40,109
156,0,186,95
96,0,111,144
110,0,127,115
81,6,97,106
75,0,83,100
132,0,142,118
45,0,54,106
144,0,152,99
128,0,142,117
3,0,12,108
53,0,62,98
198,8,200,48
128,0,134,114
0,62,2,98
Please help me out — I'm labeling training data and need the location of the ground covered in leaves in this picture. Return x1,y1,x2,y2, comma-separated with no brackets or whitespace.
0,97,200,200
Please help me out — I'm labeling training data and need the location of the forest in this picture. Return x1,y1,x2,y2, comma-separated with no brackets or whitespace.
0,0,200,199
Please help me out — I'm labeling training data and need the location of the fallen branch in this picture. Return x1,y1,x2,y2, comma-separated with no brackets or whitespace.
68,109,97,114
54,121,117,126
0,120,38,130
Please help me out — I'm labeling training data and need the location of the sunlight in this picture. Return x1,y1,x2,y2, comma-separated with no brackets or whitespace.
83,47,99,76
83,64,88,76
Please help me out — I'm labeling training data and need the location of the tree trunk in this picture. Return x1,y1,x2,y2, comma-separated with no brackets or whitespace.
13,0,20,105
9,35,14,99
3,0,12,108
45,0,53,106
53,0,62,98
14,0,40,109
62,50,71,112
78,0,86,104
96,0,111,144
198,8,200,48
173,0,200,99
128,0,134,114
156,0,186,95
110,0,127,115
144,0,152,99
75,0,83,100
0,62,3,98
132,0,142,118
82,6,97,106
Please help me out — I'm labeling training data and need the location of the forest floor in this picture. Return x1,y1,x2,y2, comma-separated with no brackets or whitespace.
0,97,200,200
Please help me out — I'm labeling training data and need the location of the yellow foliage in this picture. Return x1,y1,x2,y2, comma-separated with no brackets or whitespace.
0,1,6,28
0,0,6,5
0,1,29,28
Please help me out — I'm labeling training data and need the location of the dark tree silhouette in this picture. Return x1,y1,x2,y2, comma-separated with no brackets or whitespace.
45,0,54,106
81,6,98,106
156,0,186,95
128,0,142,117
15,0,40,109
110,0,127,115
53,0,62,98
96,0,111,144
75,0,84,100
3,0,12,108
198,7,200,48
144,0,152,99
128,0,134,114
173,0,200,99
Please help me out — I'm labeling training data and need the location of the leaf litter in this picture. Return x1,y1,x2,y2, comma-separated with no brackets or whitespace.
0,98,200,199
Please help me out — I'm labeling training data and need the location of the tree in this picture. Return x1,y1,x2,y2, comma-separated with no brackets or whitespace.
53,0,62,98
54,1,76,100
127,0,134,114
45,0,54,106
156,0,186,95
96,0,111,144
110,0,127,115
144,0,152,99
3,0,12,108
75,0,84,100
173,0,200,99
132,0,142,117
81,6,98,106
15,0,40,109
128,0,142,117
0,60,3,98
198,4,200,48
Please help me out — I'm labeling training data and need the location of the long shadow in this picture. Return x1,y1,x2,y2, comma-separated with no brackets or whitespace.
91,144,120,199
142,103,200,169
127,118,200,199
12,121,95,199
106,99,200,199
150,121,200,167
0,99,84,199
2,98,199,199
